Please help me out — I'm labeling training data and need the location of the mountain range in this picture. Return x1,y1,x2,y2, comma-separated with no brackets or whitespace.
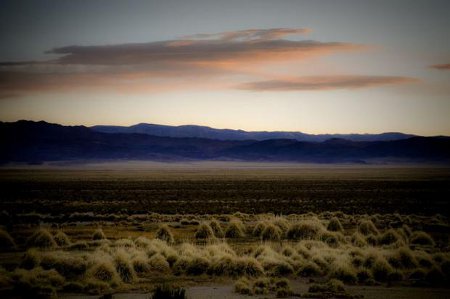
1,120,449,164
91,123,415,142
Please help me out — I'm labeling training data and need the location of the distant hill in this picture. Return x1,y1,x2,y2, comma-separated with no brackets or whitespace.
91,123,415,142
1,120,449,164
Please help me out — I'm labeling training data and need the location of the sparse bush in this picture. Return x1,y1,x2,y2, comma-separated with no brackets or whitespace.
86,259,120,285
209,219,224,238
225,221,245,238
358,219,379,236
378,229,404,246
54,230,71,247
148,254,170,273
297,261,322,277
351,232,367,247
194,222,215,240
286,220,325,240
155,225,174,244
330,260,357,283
40,251,87,279
371,258,394,281
309,278,345,293
261,224,282,241
410,231,435,246
253,222,266,237
27,228,57,248
234,277,252,295
0,228,16,250
92,228,106,241
327,217,344,232
113,249,136,283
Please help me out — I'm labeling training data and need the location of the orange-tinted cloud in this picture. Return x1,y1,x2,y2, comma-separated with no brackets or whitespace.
238,75,418,91
430,63,450,70
0,28,366,97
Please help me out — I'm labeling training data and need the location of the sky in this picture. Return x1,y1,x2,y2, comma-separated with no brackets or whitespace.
0,0,449,135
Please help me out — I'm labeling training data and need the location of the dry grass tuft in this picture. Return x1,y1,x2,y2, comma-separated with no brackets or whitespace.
209,219,224,238
54,230,71,247
155,225,175,244
113,249,136,283
261,223,282,241
410,231,435,246
286,219,325,240
27,228,57,249
194,222,216,240
234,277,252,295
358,219,379,236
92,228,106,241
327,217,344,232
225,220,245,238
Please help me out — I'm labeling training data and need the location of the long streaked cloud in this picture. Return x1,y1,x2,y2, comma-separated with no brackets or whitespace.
430,63,450,70
0,28,417,97
238,75,418,91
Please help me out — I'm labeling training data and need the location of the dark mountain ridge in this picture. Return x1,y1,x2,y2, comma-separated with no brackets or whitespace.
1,120,449,164
91,123,415,142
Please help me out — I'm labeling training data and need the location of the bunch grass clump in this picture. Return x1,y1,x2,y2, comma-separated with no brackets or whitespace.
53,230,71,247
194,222,215,240
410,231,435,246
225,220,245,238
155,225,174,244
358,219,379,236
209,219,224,238
327,217,344,232
92,228,106,241
286,219,325,240
27,228,57,249
261,223,282,241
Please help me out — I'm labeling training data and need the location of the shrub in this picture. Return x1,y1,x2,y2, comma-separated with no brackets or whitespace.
371,258,394,282
351,232,367,247
378,229,404,246
113,249,136,283
225,221,245,238
327,217,344,232
286,220,324,240
155,225,174,244
39,251,87,279
132,254,151,275
54,230,71,247
209,219,224,238
253,277,270,294
86,259,120,284
253,222,266,237
297,261,322,277
194,223,215,240
185,256,210,275
92,228,106,241
410,231,435,246
358,219,379,236
148,254,170,273
330,260,357,284
261,224,282,241
27,228,57,249
152,285,186,299
234,277,252,295
387,247,417,269
0,228,16,251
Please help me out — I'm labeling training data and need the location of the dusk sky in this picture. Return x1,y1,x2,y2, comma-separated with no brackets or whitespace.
0,0,449,135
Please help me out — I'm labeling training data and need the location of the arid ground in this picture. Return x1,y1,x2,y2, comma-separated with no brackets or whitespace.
0,162,449,298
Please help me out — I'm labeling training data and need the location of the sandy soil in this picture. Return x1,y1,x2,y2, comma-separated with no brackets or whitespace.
59,281,450,299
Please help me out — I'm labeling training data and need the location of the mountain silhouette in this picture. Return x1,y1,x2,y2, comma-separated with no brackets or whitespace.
1,120,449,164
